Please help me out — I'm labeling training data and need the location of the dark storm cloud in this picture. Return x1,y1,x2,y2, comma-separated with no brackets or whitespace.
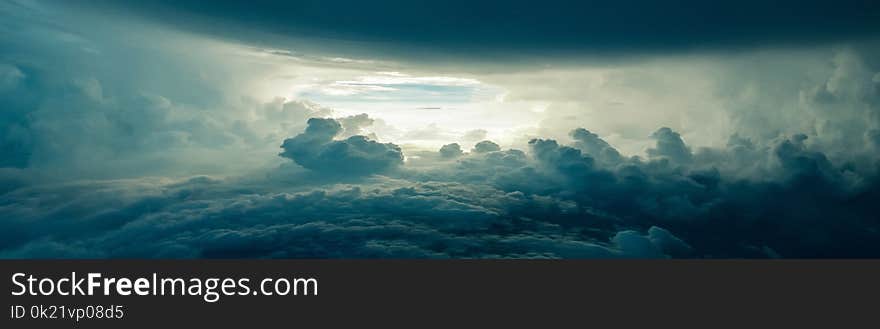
75,0,880,57
279,118,404,175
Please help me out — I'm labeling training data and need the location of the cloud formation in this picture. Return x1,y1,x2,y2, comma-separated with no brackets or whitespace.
439,143,464,158
472,140,501,153
279,118,404,175
4,118,878,258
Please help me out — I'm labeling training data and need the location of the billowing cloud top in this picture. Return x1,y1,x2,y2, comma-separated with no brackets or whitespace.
279,118,404,175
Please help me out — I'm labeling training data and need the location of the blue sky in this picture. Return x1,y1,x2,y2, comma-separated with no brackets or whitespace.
1,0,880,258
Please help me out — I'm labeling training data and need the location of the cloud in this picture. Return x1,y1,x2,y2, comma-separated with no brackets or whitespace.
647,127,693,164
279,118,404,175
337,113,375,138
472,140,501,153
0,6,324,177
439,143,464,158
570,128,623,165
0,175,691,258
261,99,334,129
77,0,880,59
3,120,880,258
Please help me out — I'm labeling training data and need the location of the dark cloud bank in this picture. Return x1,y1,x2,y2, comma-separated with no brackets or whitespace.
3,113,879,258
82,0,880,57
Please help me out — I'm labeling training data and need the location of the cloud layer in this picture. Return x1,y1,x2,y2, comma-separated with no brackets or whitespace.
79,0,880,58
3,117,879,258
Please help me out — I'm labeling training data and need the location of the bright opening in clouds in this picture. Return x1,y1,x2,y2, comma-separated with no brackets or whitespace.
2,0,880,258
291,70,527,149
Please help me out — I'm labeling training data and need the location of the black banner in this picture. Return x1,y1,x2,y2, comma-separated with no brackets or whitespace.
1,260,877,328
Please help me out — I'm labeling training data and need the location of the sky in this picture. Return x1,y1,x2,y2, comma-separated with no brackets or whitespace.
1,0,880,258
